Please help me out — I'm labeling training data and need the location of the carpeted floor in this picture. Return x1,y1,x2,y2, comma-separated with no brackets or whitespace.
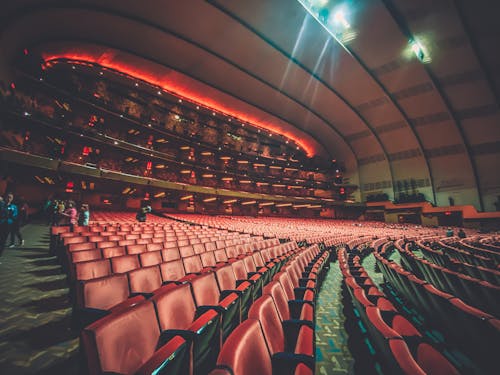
0,224,79,375
315,261,355,374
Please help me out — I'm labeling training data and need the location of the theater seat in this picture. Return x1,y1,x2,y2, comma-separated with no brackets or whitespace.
189,272,241,340
75,273,145,327
215,318,272,375
128,265,163,295
81,300,189,375
110,254,140,274
248,295,314,373
152,283,221,374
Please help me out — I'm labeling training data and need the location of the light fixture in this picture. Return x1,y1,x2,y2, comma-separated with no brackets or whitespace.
275,203,292,208
203,197,217,202
259,202,274,206
241,200,257,205
180,195,193,201
223,199,238,204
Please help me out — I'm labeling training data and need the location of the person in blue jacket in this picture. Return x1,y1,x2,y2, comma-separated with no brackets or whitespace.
0,196,8,256
6,193,23,248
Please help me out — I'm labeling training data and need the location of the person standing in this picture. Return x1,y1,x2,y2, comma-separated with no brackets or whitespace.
6,193,23,247
78,203,90,226
0,196,9,255
61,200,78,228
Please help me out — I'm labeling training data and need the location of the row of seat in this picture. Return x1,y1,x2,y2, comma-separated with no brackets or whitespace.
398,242,500,317
74,242,297,323
209,243,331,374
375,240,500,373
416,240,500,285
433,239,498,269
338,247,459,375
81,242,328,374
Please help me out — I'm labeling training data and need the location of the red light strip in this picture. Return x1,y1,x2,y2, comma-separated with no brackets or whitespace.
41,52,316,156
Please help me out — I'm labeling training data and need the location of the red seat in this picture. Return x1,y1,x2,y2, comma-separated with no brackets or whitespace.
248,295,314,372
68,242,95,252
75,273,145,326
189,272,241,340
81,300,189,375
215,318,272,375
95,241,117,249
159,260,187,282
101,246,126,259
128,265,163,294
71,249,102,264
162,247,180,262
152,284,221,374
127,244,147,255
139,251,163,267
146,243,162,252
179,245,195,257
110,254,140,274
215,265,253,319
75,259,111,281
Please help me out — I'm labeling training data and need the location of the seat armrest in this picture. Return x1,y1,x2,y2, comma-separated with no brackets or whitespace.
272,352,314,374
282,319,315,350
288,299,315,320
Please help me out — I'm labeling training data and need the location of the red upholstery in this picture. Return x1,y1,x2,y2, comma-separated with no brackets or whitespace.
68,242,95,252
127,244,147,255
183,255,203,274
159,260,186,282
76,273,130,310
139,251,162,267
71,249,102,263
216,319,272,375
82,300,188,375
415,343,460,375
75,259,111,281
128,266,162,294
101,246,126,259
162,247,180,262
110,254,140,274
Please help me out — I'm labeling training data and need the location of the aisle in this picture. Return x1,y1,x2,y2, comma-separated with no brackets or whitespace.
315,260,355,374
0,224,79,374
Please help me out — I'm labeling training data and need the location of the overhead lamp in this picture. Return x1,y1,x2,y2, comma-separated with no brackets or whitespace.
154,192,166,198
259,202,274,206
275,203,292,208
203,197,217,202
180,195,193,201
223,199,238,204
241,200,257,205
180,170,191,174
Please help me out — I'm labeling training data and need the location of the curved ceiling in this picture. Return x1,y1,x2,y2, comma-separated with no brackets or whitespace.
0,0,499,210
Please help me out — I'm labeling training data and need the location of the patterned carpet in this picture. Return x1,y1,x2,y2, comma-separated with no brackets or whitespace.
0,224,79,375
315,261,355,374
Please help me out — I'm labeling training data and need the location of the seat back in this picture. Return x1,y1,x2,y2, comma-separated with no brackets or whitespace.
81,301,160,375
127,244,147,255
111,255,140,274
231,260,248,281
216,319,272,375
160,260,186,282
152,283,196,331
248,295,285,354
262,281,290,321
101,246,126,259
128,266,162,294
183,255,203,274
75,259,111,281
190,273,220,307
215,265,237,291
140,251,163,267
77,274,130,310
